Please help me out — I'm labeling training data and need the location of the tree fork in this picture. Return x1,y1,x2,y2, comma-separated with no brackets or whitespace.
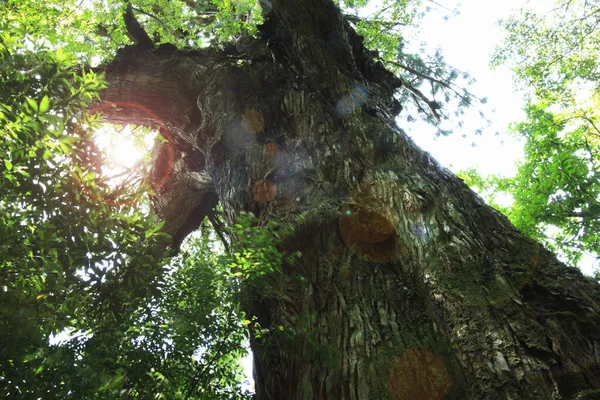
97,0,600,398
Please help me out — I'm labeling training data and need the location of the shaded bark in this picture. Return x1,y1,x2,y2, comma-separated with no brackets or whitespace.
98,1,600,398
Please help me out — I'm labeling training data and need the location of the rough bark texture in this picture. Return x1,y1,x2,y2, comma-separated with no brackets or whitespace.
99,0,600,398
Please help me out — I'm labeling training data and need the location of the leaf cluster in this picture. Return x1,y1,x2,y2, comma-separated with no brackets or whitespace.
469,0,600,273
226,212,301,299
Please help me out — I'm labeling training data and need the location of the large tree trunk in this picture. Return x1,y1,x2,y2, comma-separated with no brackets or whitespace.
98,0,600,398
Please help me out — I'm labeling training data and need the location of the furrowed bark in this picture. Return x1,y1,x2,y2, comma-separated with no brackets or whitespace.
98,0,600,398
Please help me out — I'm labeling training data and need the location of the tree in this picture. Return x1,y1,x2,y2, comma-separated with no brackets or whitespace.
2,0,600,399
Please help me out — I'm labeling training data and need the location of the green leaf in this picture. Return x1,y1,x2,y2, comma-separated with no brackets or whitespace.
82,171,96,182
25,97,38,113
39,95,49,114
56,47,66,62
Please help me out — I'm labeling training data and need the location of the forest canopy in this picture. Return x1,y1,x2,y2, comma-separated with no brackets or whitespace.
1,0,599,398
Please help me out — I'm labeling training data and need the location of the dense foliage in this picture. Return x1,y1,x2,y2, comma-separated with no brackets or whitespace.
2,0,599,397
0,5,249,397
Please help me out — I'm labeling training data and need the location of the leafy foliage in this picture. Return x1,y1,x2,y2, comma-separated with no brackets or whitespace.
226,213,301,302
2,0,264,68
493,0,600,101
4,0,487,134
462,0,600,273
0,7,251,398
461,102,600,272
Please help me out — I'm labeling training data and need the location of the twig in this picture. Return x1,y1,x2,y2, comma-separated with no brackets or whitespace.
401,77,442,122
208,212,231,254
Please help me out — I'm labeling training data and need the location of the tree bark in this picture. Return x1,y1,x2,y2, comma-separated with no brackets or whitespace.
98,1,600,398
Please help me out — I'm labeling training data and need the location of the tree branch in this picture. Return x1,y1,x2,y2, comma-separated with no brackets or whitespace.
130,6,187,40
208,211,231,254
400,77,442,122
123,2,154,49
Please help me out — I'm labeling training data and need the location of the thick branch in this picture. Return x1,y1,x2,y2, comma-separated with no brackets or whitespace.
98,46,222,250
124,3,154,49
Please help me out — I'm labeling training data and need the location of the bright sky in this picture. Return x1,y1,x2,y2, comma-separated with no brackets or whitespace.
406,0,528,176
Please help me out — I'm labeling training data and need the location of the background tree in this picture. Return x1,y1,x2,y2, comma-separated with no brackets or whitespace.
461,0,600,273
1,0,600,399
